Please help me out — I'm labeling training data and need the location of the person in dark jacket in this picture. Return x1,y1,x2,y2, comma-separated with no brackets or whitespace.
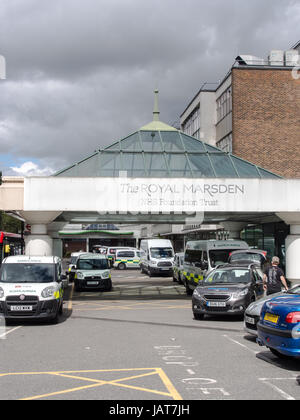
263,256,288,295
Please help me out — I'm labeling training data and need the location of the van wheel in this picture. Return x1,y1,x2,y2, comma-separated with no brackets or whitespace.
185,279,193,296
59,302,63,315
118,263,126,270
50,309,60,325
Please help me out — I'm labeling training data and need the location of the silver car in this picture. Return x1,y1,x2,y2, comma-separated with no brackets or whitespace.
244,284,300,336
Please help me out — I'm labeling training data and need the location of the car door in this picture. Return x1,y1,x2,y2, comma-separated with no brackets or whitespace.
253,268,264,298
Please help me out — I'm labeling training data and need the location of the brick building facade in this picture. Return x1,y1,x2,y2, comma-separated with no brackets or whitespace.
232,67,300,178
180,42,300,178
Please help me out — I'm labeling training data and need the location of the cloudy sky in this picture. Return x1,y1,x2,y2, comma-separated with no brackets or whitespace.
0,0,299,176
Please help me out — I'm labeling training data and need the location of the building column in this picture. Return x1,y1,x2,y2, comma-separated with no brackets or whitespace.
19,211,62,257
25,224,53,256
285,224,300,285
276,213,300,286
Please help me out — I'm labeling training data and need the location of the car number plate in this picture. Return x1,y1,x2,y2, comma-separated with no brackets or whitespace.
245,315,256,325
207,301,226,307
264,313,279,324
10,306,33,311
87,281,99,285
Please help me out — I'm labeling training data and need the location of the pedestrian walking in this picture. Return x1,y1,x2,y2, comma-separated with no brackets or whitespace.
263,256,288,295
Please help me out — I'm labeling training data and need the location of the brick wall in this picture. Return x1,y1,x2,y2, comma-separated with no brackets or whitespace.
232,67,300,178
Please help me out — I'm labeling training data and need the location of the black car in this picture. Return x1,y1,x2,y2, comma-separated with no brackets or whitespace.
192,263,264,320
228,249,268,269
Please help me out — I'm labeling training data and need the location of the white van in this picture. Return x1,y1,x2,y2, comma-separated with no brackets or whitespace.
140,239,174,277
0,255,65,323
74,253,112,292
113,249,141,270
183,239,249,295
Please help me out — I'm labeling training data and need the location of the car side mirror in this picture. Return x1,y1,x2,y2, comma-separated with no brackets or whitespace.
60,274,68,288
201,261,208,270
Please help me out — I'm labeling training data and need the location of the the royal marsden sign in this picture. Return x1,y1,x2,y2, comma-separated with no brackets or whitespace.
23,177,300,214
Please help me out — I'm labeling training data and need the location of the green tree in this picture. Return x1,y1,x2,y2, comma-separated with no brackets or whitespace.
0,211,22,233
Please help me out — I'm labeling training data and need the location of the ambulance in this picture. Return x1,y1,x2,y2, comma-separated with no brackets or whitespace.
0,255,65,323
113,249,141,270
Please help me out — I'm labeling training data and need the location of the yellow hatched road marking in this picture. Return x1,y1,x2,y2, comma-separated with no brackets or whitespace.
0,368,182,400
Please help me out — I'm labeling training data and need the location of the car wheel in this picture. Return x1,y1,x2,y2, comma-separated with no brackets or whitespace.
194,313,204,320
269,348,293,360
74,282,81,292
118,263,126,270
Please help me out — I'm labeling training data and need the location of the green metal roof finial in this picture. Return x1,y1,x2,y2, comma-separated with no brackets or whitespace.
153,88,160,122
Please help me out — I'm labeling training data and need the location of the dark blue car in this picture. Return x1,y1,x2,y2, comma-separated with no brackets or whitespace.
257,285,300,359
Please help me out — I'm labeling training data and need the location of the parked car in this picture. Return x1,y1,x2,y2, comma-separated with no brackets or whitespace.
257,285,300,359
192,263,264,320
228,249,268,270
173,253,184,284
113,249,141,270
244,283,300,336
183,239,249,296
74,253,112,292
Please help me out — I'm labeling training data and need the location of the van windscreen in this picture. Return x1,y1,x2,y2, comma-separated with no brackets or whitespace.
150,248,173,258
0,264,55,284
77,258,108,270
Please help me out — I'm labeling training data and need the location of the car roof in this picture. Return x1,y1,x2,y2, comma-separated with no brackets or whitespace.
2,255,60,264
214,263,254,270
230,249,266,255
77,253,107,259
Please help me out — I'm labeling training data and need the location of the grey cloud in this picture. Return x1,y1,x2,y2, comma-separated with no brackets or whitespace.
0,0,299,174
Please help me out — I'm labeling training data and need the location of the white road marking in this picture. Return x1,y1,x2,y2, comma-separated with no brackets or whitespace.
0,326,22,340
259,378,296,401
223,334,259,355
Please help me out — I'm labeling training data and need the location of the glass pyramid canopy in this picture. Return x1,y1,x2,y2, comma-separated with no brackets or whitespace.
54,91,281,179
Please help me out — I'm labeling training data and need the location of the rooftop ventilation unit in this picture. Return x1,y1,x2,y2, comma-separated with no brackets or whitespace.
235,55,268,66
268,50,284,66
285,49,299,66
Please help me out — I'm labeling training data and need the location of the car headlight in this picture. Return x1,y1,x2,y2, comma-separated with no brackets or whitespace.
193,289,202,298
76,272,84,280
102,271,110,279
0,287,4,299
233,288,249,299
41,286,56,298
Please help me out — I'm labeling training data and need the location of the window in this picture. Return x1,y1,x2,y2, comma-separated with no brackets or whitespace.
182,107,200,138
216,133,232,153
184,249,202,264
216,87,232,123
117,251,135,258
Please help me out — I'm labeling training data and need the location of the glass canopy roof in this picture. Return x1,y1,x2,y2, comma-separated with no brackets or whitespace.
54,129,281,179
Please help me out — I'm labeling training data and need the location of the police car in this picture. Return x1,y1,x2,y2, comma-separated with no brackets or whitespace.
0,255,65,323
